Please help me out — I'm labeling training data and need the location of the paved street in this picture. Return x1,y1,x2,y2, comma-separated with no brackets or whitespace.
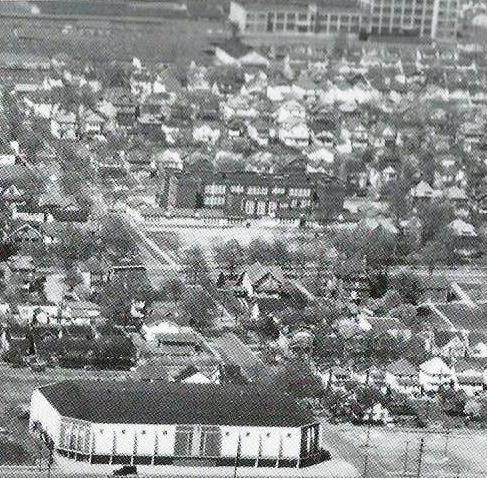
320,422,391,478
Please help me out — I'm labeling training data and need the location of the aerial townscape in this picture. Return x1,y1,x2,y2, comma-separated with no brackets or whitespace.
3,0,487,477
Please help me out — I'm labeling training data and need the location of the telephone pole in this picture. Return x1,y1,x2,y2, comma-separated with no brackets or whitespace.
402,440,410,477
363,423,372,478
233,434,242,478
416,437,425,478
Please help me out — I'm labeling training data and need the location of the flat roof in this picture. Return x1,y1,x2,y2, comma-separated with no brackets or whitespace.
38,380,313,428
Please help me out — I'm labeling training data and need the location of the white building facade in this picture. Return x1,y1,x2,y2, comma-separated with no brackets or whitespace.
30,381,322,468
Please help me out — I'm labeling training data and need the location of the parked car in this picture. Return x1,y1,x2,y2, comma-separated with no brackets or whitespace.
113,465,137,476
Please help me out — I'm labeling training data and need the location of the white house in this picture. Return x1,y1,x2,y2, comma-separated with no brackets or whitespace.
454,359,486,397
193,123,221,144
275,100,306,124
0,143,17,166
384,359,420,396
419,357,456,393
50,110,77,139
278,119,309,148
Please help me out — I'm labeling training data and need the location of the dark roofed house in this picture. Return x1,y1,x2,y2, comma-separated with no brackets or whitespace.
431,330,467,359
385,359,420,396
234,262,287,298
366,316,412,340
30,380,323,468
454,358,487,397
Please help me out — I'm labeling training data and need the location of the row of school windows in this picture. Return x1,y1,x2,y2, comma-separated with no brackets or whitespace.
203,197,312,212
372,6,434,16
246,12,310,22
245,16,361,33
372,0,435,6
244,199,311,215
204,185,311,197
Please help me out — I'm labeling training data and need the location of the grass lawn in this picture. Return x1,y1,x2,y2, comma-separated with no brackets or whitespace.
0,440,33,465
0,15,227,64
0,364,130,465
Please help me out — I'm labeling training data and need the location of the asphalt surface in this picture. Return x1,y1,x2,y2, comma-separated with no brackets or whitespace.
320,422,392,478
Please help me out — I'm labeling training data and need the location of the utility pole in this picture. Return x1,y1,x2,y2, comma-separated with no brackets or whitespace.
47,445,53,478
402,440,409,477
416,437,425,478
233,434,242,478
444,429,450,458
363,423,372,478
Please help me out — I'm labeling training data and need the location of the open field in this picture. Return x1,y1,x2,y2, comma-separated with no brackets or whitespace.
146,225,319,250
0,14,228,64
322,421,487,478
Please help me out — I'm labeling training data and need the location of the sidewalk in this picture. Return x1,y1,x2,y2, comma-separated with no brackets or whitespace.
55,455,358,478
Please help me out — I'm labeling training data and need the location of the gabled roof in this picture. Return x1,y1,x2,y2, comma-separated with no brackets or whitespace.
434,330,462,348
410,180,437,198
239,261,286,286
454,357,487,374
419,357,452,375
386,359,417,376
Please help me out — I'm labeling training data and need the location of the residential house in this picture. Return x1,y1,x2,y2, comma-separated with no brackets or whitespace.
278,118,309,148
78,108,106,138
365,316,412,341
233,262,287,298
141,92,172,120
23,90,56,119
247,118,272,146
355,365,387,390
7,223,44,247
469,332,487,358
103,88,139,129
384,359,421,396
77,256,107,290
11,203,49,224
319,365,352,390
192,122,221,144
448,219,478,257
454,358,487,397
444,186,469,217
7,254,36,275
0,143,17,166
171,364,217,384
61,301,102,325
429,330,467,359
17,305,59,325
344,122,369,150
275,100,306,125
410,181,441,204
419,357,456,393
50,110,77,139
